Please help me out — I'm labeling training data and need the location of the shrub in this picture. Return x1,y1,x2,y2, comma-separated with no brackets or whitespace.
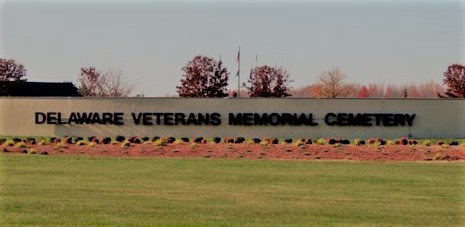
305,139,312,145
75,137,84,142
27,148,37,154
101,137,112,144
213,137,221,143
369,138,385,146
449,141,459,146
88,142,97,148
53,142,67,150
399,137,408,145
49,137,59,143
64,137,73,144
167,137,176,144
87,136,96,142
386,140,396,145
121,141,131,148
294,140,305,147
173,139,185,145
76,140,88,146
270,138,279,144
315,138,326,145
409,140,418,145
422,140,432,146
12,138,22,143
115,135,125,143
128,136,141,144
180,137,190,143
340,139,350,145
252,138,261,144
15,142,28,148
235,137,245,144
194,137,204,143
436,141,444,146
284,138,293,144
259,140,269,147
0,138,6,145
353,138,364,146
37,139,48,146
190,142,198,149
327,138,337,145
91,138,100,144
434,153,448,160
152,136,160,142
154,139,166,147
26,138,36,145
3,139,15,147
141,136,150,142
224,137,234,143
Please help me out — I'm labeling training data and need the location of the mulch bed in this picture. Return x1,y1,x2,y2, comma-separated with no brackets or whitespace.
3,142,465,161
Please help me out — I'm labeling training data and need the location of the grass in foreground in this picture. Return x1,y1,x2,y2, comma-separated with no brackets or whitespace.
1,154,464,226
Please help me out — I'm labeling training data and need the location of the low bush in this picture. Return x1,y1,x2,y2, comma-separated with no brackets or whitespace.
235,137,245,144
128,136,141,144
27,148,37,154
284,138,293,144
315,138,326,145
422,140,432,146
449,141,459,146
213,137,222,143
304,139,312,145
12,138,22,143
269,138,279,144
327,138,337,145
15,142,28,148
141,136,150,142
167,137,176,144
3,139,15,147
193,137,204,143
76,140,88,146
154,139,166,147
37,140,48,146
121,141,131,148
224,137,234,143
399,137,408,145
115,135,125,143
181,137,190,143
353,138,364,146
101,137,112,144
252,138,261,144
64,137,73,144
386,140,396,145
26,138,36,145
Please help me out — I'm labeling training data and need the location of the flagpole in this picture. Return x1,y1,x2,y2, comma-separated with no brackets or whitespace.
237,46,240,97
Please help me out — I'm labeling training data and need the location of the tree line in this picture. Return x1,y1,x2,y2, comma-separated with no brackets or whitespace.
1,56,464,98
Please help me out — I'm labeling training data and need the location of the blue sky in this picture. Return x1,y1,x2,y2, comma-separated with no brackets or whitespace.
1,0,464,96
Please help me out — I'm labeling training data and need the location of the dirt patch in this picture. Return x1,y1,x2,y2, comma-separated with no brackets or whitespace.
2,142,465,161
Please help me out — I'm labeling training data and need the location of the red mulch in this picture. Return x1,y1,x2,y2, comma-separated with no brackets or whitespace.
3,142,465,161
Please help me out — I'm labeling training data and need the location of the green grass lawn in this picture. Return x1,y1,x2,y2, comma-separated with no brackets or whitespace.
1,154,464,226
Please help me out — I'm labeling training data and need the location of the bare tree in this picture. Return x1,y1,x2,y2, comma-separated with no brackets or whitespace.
78,67,132,97
177,55,229,97
316,68,355,98
247,65,291,97
0,58,27,96
105,69,133,97
440,63,465,98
